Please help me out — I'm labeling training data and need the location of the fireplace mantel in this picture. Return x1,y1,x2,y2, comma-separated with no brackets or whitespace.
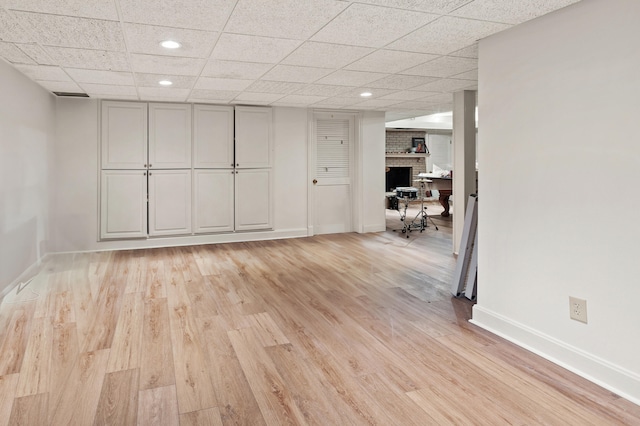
385,153,429,159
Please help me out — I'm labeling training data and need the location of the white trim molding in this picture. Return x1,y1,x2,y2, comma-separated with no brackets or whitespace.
471,305,640,406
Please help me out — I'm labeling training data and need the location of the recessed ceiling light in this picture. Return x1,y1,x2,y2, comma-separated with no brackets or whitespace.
160,40,181,49
159,80,173,86
360,92,372,97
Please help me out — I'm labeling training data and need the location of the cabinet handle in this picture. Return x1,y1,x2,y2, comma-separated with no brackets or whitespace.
144,172,147,176
149,164,152,168
149,172,152,176
144,164,147,167
235,171,238,174
231,163,234,167
236,163,239,167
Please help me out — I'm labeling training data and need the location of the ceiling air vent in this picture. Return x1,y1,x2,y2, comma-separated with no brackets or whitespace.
52,91,90,97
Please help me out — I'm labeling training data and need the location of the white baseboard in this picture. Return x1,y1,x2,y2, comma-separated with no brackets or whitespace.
54,228,310,254
1,254,49,301
471,305,640,406
362,224,386,233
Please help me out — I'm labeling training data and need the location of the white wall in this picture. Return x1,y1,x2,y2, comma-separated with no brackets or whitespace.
473,0,640,404
0,60,56,295
360,111,386,233
52,101,312,252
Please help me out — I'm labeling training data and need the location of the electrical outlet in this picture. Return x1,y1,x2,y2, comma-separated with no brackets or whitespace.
569,296,588,324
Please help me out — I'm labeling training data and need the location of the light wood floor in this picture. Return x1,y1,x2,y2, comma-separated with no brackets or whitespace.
1,219,638,424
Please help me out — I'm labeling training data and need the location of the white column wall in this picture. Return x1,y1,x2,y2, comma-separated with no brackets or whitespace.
360,111,386,233
0,60,56,295
473,0,640,404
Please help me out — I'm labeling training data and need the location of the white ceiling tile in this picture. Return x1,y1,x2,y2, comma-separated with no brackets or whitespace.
12,12,126,51
311,3,438,48
140,95,188,102
80,83,138,96
16,44,56,65
123,24,218,59
281,42,373,69
135,73,196,89
211,33,301,64
387,16,511,54
190,89,239,101
201,60,272,79
37,80,84,93
67,69,134,85
97,95,141,101
274,95,328,105
338,87,398,99
233,92,285,103
194,77,254,91
312,97,360,108
43,47,130,71
402,56,477,77
130,54,205,76
351,0,472,14
119,0,236,31
316,70,389,87
451,0,581,25
0,42,35,64
451,69,478,80
420,93,454,103
368,74,438,90
5,0,119,20
0,9,35,43
450,43,479,59
392,100,449,110
345,50,438,73
412,78,474,92
137,87,189,100
14,64,71,81
352,98,401,108
224,0,348,40
294,84,353,97
246,80,306,94
380,90,438,101
261,65,333,83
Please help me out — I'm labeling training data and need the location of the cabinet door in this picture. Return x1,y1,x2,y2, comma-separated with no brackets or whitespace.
235,106,272,168
194,169,234,233
101,101,147,169
193,105,234,168
149,103,192,169
149,170,192,236
100,170,148,239
235,169,272,231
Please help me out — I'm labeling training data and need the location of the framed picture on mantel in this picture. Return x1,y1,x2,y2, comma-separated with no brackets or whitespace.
412,137,426,153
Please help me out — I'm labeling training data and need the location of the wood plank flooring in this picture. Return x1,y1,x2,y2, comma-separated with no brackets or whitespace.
1,214,638,425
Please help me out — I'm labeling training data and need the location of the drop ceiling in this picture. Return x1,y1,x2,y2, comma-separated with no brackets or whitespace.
0,0,580,121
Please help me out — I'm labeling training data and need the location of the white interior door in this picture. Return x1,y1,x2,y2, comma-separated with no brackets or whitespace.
313,113,354,235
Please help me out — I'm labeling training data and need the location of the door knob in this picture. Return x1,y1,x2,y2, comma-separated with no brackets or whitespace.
312,179,318,184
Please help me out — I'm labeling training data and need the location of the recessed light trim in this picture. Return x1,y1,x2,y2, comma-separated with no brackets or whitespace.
159,80,173,86
160,40,181,49
360,91,373,97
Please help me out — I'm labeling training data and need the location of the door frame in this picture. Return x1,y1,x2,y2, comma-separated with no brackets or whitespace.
307,109,362,236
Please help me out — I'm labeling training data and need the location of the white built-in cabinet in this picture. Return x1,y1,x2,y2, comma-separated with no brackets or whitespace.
100,170,148,238
100,101,272,240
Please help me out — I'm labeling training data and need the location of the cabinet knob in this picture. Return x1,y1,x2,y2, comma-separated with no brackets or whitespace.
149,172,152,176
149,164,152,168
231,163,234,167
144,164,147,167
236,163,239,167
144,172,147,176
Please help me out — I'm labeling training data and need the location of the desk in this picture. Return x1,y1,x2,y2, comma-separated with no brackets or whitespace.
419,174,452,217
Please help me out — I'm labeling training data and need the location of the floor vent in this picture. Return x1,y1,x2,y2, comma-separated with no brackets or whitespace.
52,91,90,97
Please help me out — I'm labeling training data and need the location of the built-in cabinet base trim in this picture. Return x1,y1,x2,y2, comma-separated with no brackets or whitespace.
471,305,640,406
